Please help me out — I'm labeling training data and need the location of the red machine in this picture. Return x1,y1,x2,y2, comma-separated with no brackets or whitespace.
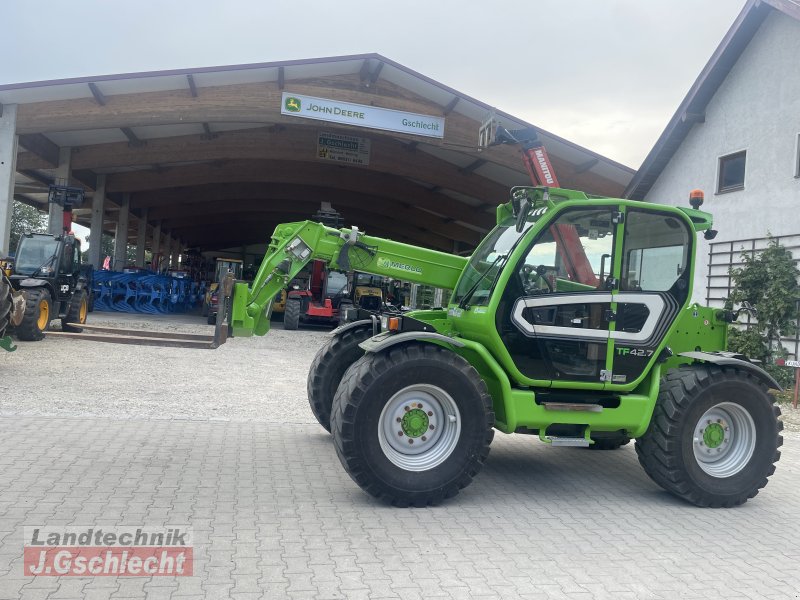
283,260,349,330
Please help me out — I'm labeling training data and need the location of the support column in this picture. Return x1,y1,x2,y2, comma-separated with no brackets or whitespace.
171,239,179,269
0,104,19,256
49,147,71,234
135,207,148,268
113,193,130,272
162,234,172,273
88,174,106,268
150,219,161,264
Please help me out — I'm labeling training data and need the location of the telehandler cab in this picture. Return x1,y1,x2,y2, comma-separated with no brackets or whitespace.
228,185,782,508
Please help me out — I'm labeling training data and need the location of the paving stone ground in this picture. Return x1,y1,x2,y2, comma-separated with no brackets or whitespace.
1,314,799,599
0,417,798,600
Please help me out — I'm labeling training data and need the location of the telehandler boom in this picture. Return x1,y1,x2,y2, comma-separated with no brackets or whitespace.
229,185,782,508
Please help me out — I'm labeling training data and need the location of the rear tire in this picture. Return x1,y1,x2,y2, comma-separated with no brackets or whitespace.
16,288,52,341
0,274,12,339
284,299,300,330
307,325,372,432
331,343,494,507
635,365,782,507
61,289,88,333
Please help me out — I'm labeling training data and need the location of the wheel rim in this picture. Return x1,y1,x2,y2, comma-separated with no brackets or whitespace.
37,299,49,330
79,298,88,323
378,384,461,472
693,402,756,477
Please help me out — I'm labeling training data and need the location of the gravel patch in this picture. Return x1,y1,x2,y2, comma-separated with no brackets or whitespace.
5,310,799,433
2,311,331,423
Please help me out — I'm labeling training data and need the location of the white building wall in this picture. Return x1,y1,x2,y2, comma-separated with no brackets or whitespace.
643,11,800,305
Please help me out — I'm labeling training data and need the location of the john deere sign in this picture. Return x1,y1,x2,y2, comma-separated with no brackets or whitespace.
281,93,445,139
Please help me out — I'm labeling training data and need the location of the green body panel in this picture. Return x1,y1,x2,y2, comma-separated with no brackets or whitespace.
234,186,727,441
447,196,710,389
231,220,467,337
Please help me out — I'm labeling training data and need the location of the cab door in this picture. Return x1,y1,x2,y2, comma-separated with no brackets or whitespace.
611,209,693,384
500,206,620,385
55,240,77,308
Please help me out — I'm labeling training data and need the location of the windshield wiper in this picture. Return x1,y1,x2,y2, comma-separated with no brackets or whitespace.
458,254,505,310
30,253,58,277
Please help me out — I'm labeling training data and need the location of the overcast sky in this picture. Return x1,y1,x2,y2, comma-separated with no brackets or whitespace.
2,0,745,168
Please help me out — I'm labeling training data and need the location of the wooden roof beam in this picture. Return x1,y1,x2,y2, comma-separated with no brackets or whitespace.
574,158,598,174
460,159,486,174
88,82,106,106
107,160,495,229
18,134,59,167
442,96,459,116
120,127,145,147
359,60,384,87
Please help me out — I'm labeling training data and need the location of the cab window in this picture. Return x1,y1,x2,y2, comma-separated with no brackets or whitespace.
621,211,690,293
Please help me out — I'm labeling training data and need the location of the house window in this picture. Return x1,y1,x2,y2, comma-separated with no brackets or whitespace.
718,151,746,193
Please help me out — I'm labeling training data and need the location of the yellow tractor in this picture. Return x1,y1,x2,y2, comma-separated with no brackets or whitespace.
351,272,384,311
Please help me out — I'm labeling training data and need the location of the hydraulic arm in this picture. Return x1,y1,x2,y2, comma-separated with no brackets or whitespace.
230,220,467,337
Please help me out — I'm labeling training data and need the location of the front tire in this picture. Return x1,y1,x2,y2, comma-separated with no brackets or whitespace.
283,299,300,330
16,288,52,341
331,343,494,507
635,365,782,507
61,289,88,333
307,325,372,432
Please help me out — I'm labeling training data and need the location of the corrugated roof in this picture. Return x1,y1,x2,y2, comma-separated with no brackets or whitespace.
0,53,634,187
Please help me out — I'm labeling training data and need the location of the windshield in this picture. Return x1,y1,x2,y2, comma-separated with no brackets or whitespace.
354,273,382,287
326,272,348,296
452,224,530,307
15,236,60,276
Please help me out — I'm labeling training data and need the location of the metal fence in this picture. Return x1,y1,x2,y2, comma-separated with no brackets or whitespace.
707,233,800,360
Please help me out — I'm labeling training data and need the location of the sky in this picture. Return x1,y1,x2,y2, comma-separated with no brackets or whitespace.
2,0,744,170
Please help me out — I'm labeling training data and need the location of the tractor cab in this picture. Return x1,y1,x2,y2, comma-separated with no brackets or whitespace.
450,187,708,392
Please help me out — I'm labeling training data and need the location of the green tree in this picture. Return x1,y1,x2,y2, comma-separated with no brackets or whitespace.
9,201,47,254
726,237,800,386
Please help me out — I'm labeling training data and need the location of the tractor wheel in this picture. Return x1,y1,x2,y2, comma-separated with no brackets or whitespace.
307,324,372,432
61,289,88,333
16,288,52,341
0,274,12,339
338,301,353,326
283,299,300,330
331,343,494,507
635,365,782,507
588,432,631,450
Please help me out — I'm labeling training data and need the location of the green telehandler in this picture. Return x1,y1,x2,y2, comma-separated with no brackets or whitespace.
227,185,782,508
